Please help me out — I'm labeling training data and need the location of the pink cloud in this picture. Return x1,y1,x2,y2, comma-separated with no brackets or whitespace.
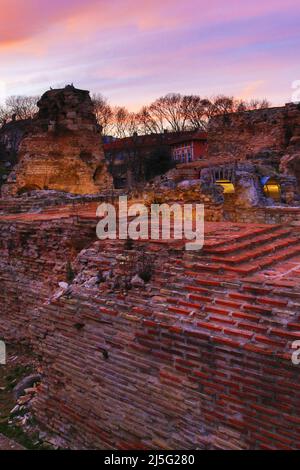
0,0,299,108
2,0,299,46
64,0,300,35
0,0,100,45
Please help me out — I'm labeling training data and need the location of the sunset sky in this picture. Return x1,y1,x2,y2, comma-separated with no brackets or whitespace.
1,0,300,109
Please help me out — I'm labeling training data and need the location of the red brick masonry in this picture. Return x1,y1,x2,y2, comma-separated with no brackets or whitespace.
0,207,299,449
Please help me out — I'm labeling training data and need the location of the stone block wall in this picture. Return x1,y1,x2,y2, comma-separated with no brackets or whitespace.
145,184,224,222
208,103,300,166
223,197,300,224
3,132,112,195
1,86,113,196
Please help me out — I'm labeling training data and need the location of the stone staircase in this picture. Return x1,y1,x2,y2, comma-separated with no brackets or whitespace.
184,224,300,275
143,223,300,333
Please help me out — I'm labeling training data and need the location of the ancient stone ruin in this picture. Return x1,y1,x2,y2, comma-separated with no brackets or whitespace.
207,102,300,167
1,86,113,196
0,96,300,450
167,103,300,223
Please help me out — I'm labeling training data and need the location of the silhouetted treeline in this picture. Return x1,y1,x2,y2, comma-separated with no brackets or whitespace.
0,91,270,136
0,95,39,125
93,93,270,137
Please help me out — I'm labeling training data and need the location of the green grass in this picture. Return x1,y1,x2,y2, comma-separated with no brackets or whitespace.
0,360,53,450
5,364,35,391
0,422,52,450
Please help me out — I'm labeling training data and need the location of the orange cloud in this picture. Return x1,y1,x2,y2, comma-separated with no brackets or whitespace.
0,0,100,46
0,0,299,108
238,81,266,100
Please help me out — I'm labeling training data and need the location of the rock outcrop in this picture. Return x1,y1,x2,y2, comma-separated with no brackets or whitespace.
1,86,113,196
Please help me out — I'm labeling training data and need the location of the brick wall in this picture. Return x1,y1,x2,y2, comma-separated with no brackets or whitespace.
0,215,97,341
208,103,300,166
30,239,300,450
0,211,299,450
224,197,300,224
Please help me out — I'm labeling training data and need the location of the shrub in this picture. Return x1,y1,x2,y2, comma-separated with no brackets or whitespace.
144,146,175,181
66,261,75,283
137,250,154,283
124,238,134,250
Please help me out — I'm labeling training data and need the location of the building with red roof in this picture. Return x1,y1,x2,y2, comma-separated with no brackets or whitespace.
169,131,207,163
103,129,208,187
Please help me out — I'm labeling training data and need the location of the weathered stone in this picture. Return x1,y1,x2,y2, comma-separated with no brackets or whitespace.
233,172,261,208
58,282,69,290
17,394,32,405
177,180,200,189
207,102,300,193
13,374,41,399
280,153,300,179
131,274,145,287
1,206,300,450
1,86,113,196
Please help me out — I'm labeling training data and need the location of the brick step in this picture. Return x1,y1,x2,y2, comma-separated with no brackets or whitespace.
151,277,297,325
209,236,299,265
203,225,283,251
222,243,300,274
171,241,300,281
203,227,292,256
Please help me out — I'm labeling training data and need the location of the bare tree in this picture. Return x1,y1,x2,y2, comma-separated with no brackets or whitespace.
112,107,129,138
5,95,39,120
149,93,188,132
248,98,270,110
211,95,236,116
146,93,219,133
111,107,140,138
183,95,209,130
204,96,271,120
92,93,113,134
0,105,10,127
135,106,162,134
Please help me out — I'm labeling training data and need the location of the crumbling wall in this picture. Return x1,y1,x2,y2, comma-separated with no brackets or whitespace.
0,215,97,341
280,153,300,187
208,104,300,164
1,86,113,196
0,119,32,188
145,182,224,222
223,203,300,225
0,203,299,450
29,239,300,450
